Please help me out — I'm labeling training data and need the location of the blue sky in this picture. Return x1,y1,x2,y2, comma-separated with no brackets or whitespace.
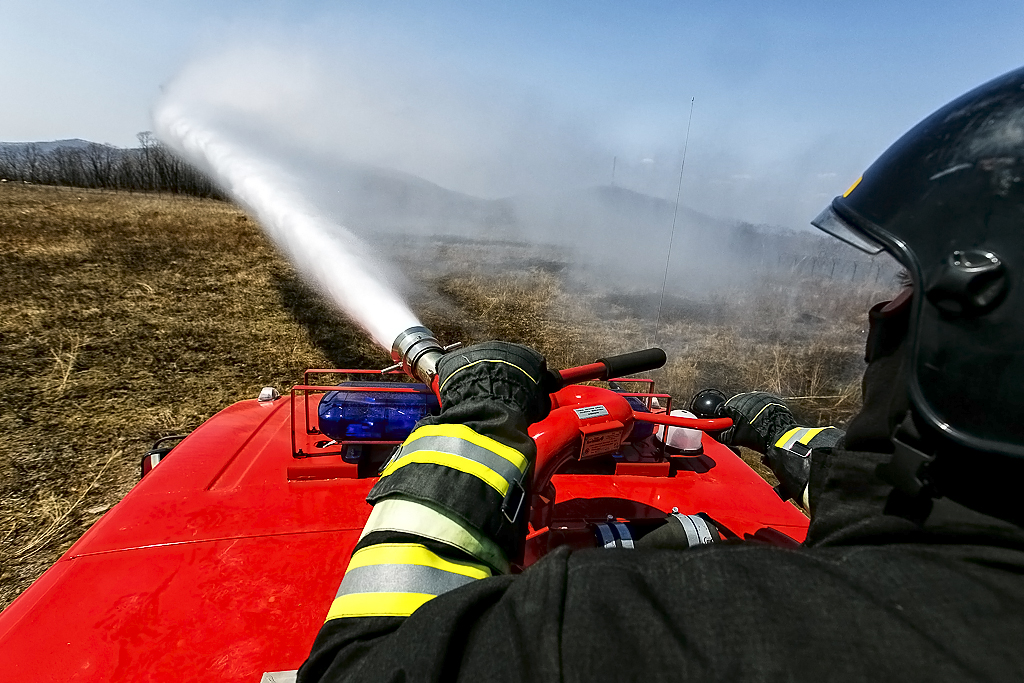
3,1,1024,227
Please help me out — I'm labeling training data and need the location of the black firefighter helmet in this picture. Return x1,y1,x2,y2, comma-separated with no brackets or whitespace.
812,66,1024,513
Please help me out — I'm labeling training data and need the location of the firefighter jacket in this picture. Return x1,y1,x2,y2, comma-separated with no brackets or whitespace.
307,343,545,625
297,341,1024,682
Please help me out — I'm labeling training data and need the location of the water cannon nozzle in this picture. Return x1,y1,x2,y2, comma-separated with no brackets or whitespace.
391,326,445,383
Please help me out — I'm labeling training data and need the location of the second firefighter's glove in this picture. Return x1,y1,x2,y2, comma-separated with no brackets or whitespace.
434,341,556,426
716,391,845,505
715,392,797,454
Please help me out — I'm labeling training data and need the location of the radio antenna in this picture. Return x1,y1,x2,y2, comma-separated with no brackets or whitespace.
653,97,695,347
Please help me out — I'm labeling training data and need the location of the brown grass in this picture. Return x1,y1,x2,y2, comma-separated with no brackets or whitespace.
0,184,889,609
0,184,387,607
403,240,888,427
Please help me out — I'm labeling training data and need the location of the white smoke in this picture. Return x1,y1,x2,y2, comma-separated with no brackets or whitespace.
152,41,874,330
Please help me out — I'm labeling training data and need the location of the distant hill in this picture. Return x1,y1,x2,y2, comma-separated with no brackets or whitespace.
0,138,895,287
512,184,731,230
307,161,734,243
223,155,895,288
0,137,220,197
316,165,893,288
0,138,108,154
299,161,516,237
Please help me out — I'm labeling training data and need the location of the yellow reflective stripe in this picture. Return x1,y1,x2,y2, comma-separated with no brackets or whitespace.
361,496,509,574
843,175,862,197
379,449,510,496
798,427,829,444
347,543,491,580
438,359,538,393
326,592,434,620
775,427,803,449
399,435,525,485
748,402,788,426
337,562,477,598
326,543,491,621
405,423,528,473
775,426,836,449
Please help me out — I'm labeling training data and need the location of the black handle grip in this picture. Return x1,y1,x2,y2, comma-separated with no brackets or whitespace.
596,348,667,378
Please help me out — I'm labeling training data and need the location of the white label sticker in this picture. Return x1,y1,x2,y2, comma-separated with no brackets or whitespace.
574,405,610,420
581,428,623,457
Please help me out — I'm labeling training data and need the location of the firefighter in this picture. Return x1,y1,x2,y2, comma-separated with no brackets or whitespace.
299,67,1024,682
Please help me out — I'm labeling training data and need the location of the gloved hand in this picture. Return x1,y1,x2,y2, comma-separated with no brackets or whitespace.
434,341,556,425
715,391,797,455
369,342,555,559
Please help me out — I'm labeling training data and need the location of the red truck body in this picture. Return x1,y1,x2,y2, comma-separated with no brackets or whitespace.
0,377,808,681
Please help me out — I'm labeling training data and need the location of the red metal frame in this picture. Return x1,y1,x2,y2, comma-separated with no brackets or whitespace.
607,376,663,412
633,412,733,431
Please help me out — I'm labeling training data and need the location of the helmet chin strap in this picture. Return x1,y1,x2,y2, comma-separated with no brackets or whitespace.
845,289,941,525
877,411,938,525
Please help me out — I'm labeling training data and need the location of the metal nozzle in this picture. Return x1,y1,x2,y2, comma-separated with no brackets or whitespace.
391,326,445,383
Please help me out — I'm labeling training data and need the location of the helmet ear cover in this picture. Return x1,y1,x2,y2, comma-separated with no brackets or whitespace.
813,66,1024,470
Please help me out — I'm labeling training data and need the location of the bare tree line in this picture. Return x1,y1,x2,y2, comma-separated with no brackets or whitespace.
0,133,224,199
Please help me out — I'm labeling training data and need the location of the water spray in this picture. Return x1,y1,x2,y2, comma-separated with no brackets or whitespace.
153,102,421,353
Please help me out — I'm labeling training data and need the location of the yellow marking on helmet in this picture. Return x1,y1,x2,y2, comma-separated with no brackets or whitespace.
843,176,862,197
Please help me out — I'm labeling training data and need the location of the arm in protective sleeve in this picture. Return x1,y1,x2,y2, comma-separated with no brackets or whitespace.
768,423,843,509
298,343,549,683
717,391,843,508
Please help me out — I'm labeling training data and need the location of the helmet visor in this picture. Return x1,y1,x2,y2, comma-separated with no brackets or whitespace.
811,204,886,255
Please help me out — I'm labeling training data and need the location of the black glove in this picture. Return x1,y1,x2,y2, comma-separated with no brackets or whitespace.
433,341,555,426
718,391,846,505
715,392,797,454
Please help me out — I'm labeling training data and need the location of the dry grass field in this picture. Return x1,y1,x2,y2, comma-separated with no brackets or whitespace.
0,183,893,609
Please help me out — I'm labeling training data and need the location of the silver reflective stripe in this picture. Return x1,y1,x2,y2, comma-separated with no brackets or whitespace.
595,523,634,549
778,427,810,451
383,446,403,470
694,517,715,544
336,563,476,598
260,672,297,683
675,514,701,547
360,496,510,574
400,434,526,487
613,522,634,549
671,513,715,547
